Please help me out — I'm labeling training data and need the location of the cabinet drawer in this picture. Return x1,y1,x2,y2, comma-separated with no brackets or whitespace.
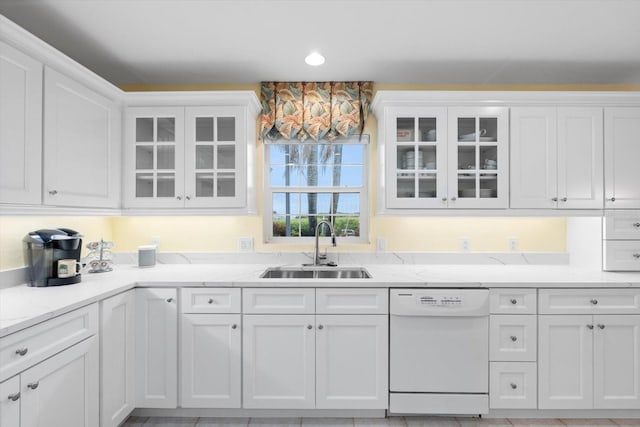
181,288,241,313
242,288,315,314
489,289,537,314
603,240,640,271
0,304,98,382
489,362,537,409
604,211,640,240
539,289,640,314
490,315,537,362
316,289,388,314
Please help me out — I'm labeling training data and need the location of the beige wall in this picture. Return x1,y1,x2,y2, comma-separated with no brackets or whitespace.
10,83,637,270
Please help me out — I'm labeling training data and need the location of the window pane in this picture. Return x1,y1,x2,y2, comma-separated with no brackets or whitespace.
334,193,359,215
335,217,359,237
196,145,214,169
136,118,153,142
196,173,214,197
157,173,175,197
316,193,331,215
217,145,235,169
316,165,332,187
217,172,235,197
273,193,301,216
157,146,175,169
269,145,288,164
217,117,235,141
135,173,153,197
335,165,363,187
136,145,153,169
196,117,213,142
340,144,363,164
157,118,175,142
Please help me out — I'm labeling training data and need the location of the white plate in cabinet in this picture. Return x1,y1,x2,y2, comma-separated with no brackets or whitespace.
603,241,640,272
604,211,640,240
490,362,537,409
489,289,536,314
316,289,388,314
242,288,314,314
539,289,640,314
181,288,241,314
0,304,98,382
490,315,537,362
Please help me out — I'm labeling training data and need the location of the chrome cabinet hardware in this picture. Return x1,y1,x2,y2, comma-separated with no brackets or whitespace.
318,325,324,330
441,197,447,202
633,222,640,228
231,324,237,329
587,324,594,330
552,197,558,202
15,347,28,356
48,190,58,195
166,298,174,303
176,196,182,200
208,298,214,304
8,392,20,401
510,298,518,305
608,197,616,202
510,382,517,390
307,325,313,330
510,335,518,342
186,196,191,200
27,382,39,390
590,299,598,305
597,324,605,329
561,197,568,202
633,253,640,259
450,197,457,201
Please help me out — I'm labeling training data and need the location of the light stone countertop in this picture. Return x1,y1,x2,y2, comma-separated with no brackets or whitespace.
2,263,640,338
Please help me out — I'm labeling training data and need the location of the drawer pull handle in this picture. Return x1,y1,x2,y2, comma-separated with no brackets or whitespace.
318,325,324,330
510,298,518,305
8,392,20,402
510,335,518,342
633,222,640,228
590,299,598,305
608,197,616,202
307,325,313,330
561,197,568,202
15,347,28,356
633,253,640,259
598,324,605,329
441,197,447,202
166,298,174,303
27,382,39,390
551,197,558,202
208,298,214,304
231,324,237,329
587,324,594,330
510,382,518,390
48,190,58,196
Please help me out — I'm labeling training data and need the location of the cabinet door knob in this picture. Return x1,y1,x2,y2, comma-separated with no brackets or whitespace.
231,324,237,329
450,197,457,201
441,197,447,202
510,382,518,390
597,324,605,329
176,196,182,201
633,253,640,259
27,382,39,390
552,197,558,202
587,324,594,330
510,335,518,342
166,298,174,303
318,325,324,330
48,190,58,195
561,197,568,202
633,222,640,228
590,299,598,305
15,347,28,356
8,392,20,402
608,197,616,202
208,298,214,304
186,196,191,201
510,298,518,305
307,325,313,330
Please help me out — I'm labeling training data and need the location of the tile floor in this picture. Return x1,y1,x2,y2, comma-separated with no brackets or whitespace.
122,417,640,427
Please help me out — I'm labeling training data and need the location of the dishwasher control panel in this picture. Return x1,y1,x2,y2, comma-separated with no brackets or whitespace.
390,289,489,316
419,295,462,306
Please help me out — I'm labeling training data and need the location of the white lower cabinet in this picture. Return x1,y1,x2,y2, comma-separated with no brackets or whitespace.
489,362,537,409
0,375,20,427
135,288,177,408
100,290,135,427
538,314,640,409
181,313,241,408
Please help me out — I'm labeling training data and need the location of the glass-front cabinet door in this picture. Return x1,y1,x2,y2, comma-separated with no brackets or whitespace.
385,107,447,208
125,107,185,208
184,106,245,207
447,107,509,208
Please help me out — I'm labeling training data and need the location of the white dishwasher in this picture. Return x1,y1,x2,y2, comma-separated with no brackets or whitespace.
389,288,489,415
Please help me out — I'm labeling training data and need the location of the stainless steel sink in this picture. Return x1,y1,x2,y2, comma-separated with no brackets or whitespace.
260,266,372,279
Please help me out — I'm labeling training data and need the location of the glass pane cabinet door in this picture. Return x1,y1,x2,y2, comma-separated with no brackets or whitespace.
448,107,509,208
387,108,447,208
185,106,245,207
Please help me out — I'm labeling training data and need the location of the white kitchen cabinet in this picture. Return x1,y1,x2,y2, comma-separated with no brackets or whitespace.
242,314,316,409
43,66,121,208
489,315,537,362
135,288,177,408
0,375,20,427
0,41,42,205
605,107,640,209
20,336,98,427
489,361,537,410
315,314,388,409
379,104,508,209
100,290,135,427
510,106,603,209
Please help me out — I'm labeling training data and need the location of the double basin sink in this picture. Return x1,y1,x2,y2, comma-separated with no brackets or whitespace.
260,266,372,279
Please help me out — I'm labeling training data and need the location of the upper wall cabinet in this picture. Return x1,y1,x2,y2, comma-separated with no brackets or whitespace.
0,41,43,205
123,92,260,213
375,95,508,211
605,107,640,209
511,107,603,209
43,67,121,208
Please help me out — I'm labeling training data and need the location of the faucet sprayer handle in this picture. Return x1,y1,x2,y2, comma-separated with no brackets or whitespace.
331,234,337,247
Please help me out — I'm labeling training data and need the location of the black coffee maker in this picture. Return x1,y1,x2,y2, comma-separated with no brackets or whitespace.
23,228,83,287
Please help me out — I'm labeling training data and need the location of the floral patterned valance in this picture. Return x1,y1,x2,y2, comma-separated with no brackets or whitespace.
260,81,373,142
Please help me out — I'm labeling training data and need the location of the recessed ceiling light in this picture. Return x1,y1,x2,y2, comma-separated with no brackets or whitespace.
305,52,325,66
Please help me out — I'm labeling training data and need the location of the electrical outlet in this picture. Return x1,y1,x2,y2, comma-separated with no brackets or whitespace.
239,237,253,252
509,238,518,252
151,236,160,248
376,237,386,252
460,237,470,253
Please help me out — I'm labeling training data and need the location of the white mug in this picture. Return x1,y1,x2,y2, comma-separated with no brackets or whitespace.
57,259,81,278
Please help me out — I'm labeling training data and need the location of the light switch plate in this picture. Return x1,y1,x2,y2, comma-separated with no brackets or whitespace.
239,237,253,252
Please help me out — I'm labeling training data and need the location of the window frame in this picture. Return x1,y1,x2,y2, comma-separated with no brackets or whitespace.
263,135,369,244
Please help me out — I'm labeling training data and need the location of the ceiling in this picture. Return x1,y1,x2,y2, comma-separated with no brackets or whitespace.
1,0,640,87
